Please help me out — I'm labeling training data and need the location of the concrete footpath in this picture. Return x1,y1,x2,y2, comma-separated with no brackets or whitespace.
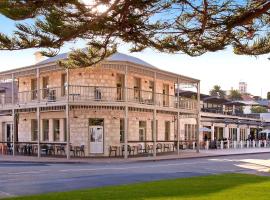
0,148,270,164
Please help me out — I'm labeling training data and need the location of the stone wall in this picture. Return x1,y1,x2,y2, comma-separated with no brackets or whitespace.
17,67,176,96
16,109,177,156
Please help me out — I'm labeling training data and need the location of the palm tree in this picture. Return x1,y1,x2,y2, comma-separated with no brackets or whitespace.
229,89,242,101
209,85,226,98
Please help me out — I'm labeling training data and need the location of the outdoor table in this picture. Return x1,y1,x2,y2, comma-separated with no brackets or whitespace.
69,93,80,101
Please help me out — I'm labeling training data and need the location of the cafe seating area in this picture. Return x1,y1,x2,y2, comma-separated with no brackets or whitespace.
109,142,181,157
0,142,85,157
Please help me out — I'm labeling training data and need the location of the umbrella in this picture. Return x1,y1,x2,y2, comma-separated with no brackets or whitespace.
199,127,212,132
259,129,270,134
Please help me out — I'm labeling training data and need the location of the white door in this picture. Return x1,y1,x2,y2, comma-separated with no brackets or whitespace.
89,126,104,154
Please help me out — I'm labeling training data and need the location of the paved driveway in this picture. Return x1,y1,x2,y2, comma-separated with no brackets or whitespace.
0,153,270,198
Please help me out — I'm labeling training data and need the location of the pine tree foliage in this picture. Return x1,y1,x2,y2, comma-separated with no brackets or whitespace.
0,0,269,68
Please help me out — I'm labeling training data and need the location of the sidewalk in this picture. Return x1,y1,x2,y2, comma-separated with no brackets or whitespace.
0,148,270,164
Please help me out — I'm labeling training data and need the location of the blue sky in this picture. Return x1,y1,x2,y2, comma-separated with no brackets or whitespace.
0,15,269,97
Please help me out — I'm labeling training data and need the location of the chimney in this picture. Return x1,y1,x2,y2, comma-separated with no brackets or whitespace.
34,51,45,63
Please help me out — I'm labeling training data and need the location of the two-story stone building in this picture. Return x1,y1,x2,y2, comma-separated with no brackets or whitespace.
0,52,200,158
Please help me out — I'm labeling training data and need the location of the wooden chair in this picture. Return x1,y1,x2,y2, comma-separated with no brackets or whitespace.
156,143,163,152
77,145,85,157
109,146,118,157
56,144,66,155
163,144,170,152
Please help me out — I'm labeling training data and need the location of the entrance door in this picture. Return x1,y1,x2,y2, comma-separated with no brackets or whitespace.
89,126,104,154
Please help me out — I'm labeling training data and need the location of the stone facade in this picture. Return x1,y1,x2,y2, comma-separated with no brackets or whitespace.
16,108,177,156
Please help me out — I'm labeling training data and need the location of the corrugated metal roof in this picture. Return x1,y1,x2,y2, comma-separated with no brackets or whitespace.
38,51,156,69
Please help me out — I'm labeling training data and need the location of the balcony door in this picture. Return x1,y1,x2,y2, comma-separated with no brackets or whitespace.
31,78,37,100
163,84,169,106
42,76,49,99
116,74,124,101
134,77,141,101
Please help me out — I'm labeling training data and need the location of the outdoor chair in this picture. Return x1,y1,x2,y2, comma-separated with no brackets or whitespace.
70,145,76,157
156,143,163,152
41,144,48,155
163,144,170,152
7,143,13,155
47,144,55,155
146,144,154,153
121,145,135,156
56,145,65,155
109,146,118,157
77,145,85,157
137,144,147,154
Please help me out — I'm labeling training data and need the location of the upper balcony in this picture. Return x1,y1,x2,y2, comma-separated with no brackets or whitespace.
0,85,198,113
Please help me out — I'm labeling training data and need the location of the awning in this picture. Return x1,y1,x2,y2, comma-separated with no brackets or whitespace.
199,127,212,132
202,96,229,104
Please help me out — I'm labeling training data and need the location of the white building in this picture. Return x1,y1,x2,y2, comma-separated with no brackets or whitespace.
239,82,247,94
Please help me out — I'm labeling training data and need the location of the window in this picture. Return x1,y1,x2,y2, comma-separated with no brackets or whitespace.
42,76,49,98
151,120,158,141
63,118,67,142
61,73,67,96
184,124,196,141
53,119,60,141
120,118,125,143
165,121,170,141
42,119,49,141
139,121,146,141
31,78,37,100
31,119,38,141
229,128,237,140
240,128,246,141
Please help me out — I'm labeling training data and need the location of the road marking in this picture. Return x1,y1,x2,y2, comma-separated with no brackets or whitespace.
7,169,50,175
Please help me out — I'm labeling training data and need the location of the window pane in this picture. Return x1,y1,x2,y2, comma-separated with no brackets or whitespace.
120,118,124,143
31,119,38,141
42,119,49,141
53,119,60,141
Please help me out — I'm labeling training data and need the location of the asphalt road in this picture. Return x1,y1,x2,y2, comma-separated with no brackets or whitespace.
0,153,270,198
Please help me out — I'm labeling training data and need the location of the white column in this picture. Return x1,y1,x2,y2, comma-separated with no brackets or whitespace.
60,119,65,142
196,82,200,153
36,68,41,158
211,125,215,141
11,73,15,156
177,78,180,155
247,127,250,139
224,126,229,139
37,107,41,158
66,68,70,159
40,119,44,141
124,65,128,159
49,119,54,142
221,140,224,149
237,127,240,142
153,72,157,158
